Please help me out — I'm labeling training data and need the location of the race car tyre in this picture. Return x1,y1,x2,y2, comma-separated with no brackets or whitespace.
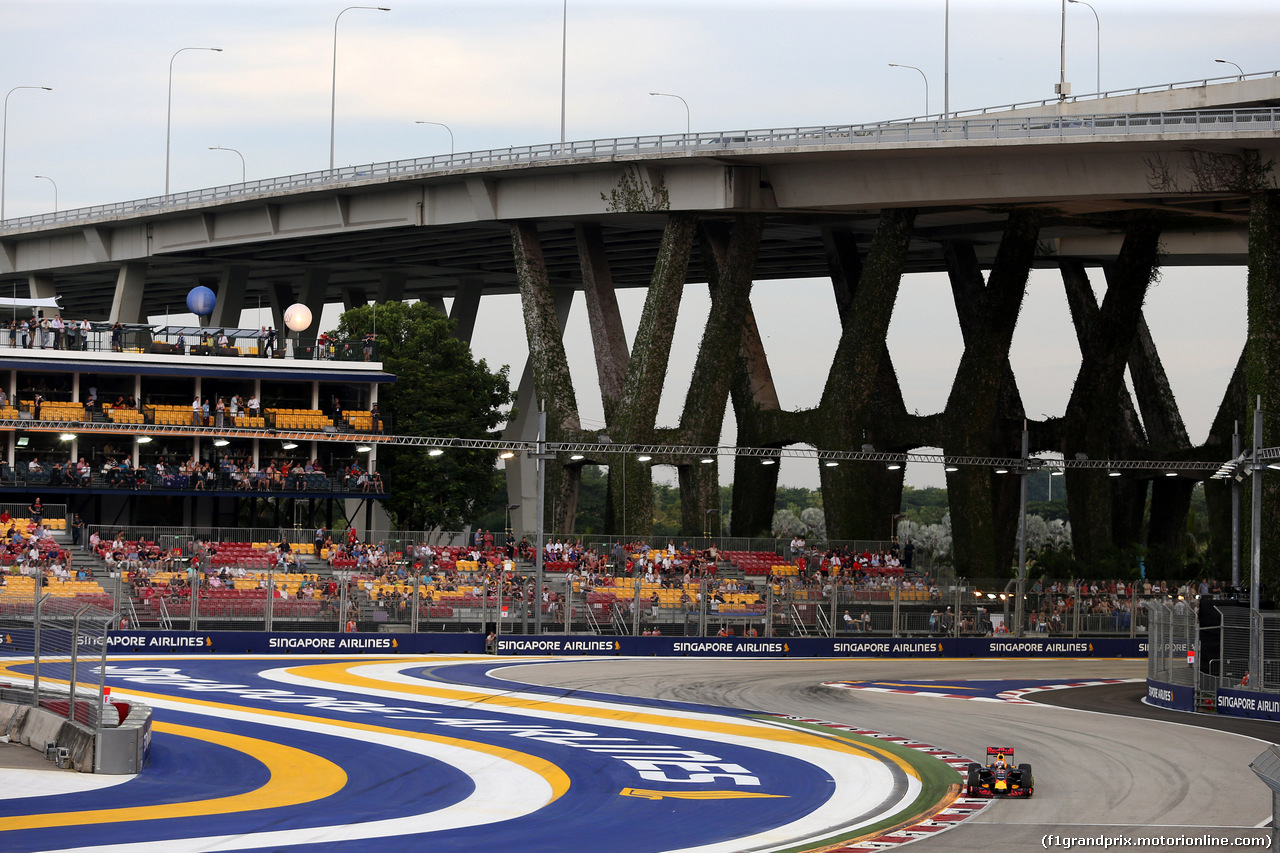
1019,763,1034,795
966,768,980,793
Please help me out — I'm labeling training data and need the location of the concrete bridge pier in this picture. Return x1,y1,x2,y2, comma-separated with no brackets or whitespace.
938,212,1038,577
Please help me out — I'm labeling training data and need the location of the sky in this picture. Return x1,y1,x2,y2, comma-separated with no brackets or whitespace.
1,0,1274,490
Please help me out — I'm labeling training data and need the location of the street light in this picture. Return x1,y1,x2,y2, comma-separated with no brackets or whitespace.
1215,58,1245,80
330,6,390,170
2,85,51,220
208,146,246,183
414,121,454,156
1068,0,1100,93
888,63,929,115
166,48,222,195
649,91,690,136
32,175,56,212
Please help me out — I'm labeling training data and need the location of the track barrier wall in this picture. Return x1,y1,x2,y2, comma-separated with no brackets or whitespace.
2,631,1146,658
1145,678,1196,712
1216,686,1280,721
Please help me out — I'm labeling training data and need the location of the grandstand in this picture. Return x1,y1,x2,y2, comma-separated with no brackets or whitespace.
0,338,393,528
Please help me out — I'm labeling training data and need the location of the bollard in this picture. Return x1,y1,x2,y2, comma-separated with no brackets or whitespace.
55,746,70,769
45,741,57,761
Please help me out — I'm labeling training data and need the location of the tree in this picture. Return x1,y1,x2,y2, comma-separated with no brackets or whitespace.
332,302,515,530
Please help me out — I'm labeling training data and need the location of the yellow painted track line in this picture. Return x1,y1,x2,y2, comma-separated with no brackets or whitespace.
0,721,346,831
291,659,921,781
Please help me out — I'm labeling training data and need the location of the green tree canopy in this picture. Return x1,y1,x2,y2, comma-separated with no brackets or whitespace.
333,302,515,530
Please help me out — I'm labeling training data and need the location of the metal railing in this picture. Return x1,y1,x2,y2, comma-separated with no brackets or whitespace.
3,107,1279,233
0,329,381,361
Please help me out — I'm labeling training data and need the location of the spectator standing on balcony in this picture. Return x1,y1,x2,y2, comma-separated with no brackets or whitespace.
79,318,90,351
19,319,29,348
110,321,123,352
247,394,260,419
32,394,42,421
192,396,202,427
28,498,42,526
263,326,276,358
215,398,225,428
51,315,63,349
362,332,375,361
371,404,381,432
202,398,210,424
6,320,14,348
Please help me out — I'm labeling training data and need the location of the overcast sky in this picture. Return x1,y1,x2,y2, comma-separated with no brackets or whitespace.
2,0,1273,489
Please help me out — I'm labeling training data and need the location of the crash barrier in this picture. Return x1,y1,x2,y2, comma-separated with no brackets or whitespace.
0,699,95,770
1144,678,1196,712
1249,744,1280,850
1216,686,1280,721
3,630,1145,658
1,683,152,774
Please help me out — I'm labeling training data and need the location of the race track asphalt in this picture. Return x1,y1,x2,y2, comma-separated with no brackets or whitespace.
503,657,1277,853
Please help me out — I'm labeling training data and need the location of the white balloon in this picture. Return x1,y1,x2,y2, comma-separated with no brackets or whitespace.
284,303,313,332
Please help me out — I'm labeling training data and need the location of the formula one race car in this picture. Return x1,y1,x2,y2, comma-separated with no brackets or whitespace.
966,747,1033,798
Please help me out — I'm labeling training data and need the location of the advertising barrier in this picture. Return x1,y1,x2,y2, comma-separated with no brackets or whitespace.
0,630,1146,659
1215,686,1280,721
1144,679,1196,712
493,635,1145,658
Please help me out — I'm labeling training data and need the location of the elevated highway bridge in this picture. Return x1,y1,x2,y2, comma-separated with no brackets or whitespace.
1,74,1279,577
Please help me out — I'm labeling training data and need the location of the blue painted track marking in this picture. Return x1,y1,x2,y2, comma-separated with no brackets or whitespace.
0,655,945,853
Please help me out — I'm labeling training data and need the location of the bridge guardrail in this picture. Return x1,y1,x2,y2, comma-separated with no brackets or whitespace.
2,107,1277,232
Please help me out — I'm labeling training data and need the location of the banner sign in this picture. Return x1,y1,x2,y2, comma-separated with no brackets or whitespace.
0,630,1143,659
0,630,486,656
1215,686,1280,720
495,635,1146,658
1144,679,1195,711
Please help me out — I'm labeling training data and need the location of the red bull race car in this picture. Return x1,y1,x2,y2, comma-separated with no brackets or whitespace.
966,747,1034,798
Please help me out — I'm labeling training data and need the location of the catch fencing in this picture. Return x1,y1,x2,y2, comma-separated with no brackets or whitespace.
1146,599,1198,688
0,594,115,732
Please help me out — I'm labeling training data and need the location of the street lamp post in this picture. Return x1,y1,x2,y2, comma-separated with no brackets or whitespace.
1057,0,1069,100
331,6,390,171
1068,0,1100,94
32,175,56,212
2,85,52,221
414,121,455,156
649,91,690,136
166,48,221,196
1215,58,1245,80
560,0,567,149
208,146,246,183
888,63,929,115
1014,425,1030,637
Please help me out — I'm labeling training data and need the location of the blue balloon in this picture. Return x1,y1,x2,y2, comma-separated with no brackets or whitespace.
186,285,217,317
